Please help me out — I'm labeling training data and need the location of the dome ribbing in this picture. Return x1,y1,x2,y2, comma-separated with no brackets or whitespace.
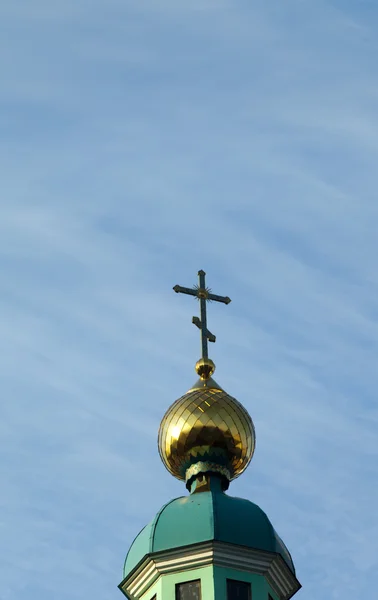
124,482,295,578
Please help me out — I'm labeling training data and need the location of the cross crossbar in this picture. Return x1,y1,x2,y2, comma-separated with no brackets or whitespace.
173,270,231,359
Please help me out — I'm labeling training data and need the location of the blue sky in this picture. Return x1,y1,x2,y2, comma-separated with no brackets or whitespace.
1,1,378,599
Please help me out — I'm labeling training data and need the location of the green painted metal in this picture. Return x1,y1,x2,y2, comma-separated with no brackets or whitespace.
125,524,151,579
124,479,295,578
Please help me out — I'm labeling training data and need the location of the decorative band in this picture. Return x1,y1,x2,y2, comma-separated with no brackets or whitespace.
185,461,231,482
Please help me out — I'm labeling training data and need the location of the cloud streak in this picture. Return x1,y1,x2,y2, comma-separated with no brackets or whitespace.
1,1,378,599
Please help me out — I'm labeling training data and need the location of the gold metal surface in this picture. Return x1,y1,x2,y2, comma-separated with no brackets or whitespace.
197,287,209,299
195,357,216,380
158,383,255,482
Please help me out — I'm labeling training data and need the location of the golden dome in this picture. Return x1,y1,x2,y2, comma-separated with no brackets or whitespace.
158,364,255,486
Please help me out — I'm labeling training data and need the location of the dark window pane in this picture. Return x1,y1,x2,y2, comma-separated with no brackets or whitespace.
176,579,201,600
150,596,156,600
227,579,251,600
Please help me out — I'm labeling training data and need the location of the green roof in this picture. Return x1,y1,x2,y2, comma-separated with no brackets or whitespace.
124,480,295,578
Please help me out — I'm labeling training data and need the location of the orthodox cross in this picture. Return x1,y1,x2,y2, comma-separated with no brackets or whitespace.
173,270,231,359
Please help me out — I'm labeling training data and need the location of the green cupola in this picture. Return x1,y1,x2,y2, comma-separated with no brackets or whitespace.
119,271,301,600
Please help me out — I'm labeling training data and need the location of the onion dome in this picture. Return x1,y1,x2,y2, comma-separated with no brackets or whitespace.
158,358,255,489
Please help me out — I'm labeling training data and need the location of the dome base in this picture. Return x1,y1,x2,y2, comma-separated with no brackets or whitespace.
186,464,230,491
189,472,229,493
120,539,301,600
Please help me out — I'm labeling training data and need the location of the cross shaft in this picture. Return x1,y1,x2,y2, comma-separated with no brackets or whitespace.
173,270,231,359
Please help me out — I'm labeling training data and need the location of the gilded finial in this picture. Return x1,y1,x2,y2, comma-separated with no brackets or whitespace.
195,357,216,379
173,270,231,378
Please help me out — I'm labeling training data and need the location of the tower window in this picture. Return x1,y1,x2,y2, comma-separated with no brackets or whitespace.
227,579,251,600
176,579,201,600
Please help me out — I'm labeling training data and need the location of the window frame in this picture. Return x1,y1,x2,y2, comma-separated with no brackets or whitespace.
226,578,252,600
175,578,202,600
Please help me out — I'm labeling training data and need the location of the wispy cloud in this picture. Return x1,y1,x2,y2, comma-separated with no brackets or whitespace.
1,1,378,599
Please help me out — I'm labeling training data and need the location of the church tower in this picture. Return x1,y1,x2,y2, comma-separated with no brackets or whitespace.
119,271,301,600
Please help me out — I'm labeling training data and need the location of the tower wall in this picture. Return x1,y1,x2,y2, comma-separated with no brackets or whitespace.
213,566,279,600
131,564,288,600
120,539,300,600
160,566,215,600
